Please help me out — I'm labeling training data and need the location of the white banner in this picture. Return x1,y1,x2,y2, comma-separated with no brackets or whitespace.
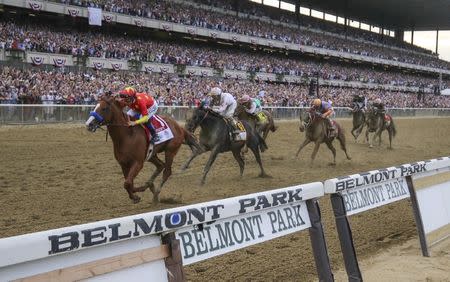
341,177,410,216
324,157,450,193
176,202,311,265
88,7,102,26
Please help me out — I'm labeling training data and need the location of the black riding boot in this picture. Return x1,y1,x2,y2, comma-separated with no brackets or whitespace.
146,122,160,144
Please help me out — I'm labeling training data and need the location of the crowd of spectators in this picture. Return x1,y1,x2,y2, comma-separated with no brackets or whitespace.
1,19,447,89
1,67,449,108
53,0,450,70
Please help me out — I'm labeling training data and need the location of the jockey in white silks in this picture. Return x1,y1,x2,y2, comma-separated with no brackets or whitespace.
208,87,240,132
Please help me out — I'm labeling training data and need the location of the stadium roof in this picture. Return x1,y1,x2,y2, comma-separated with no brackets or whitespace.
284,0,450,31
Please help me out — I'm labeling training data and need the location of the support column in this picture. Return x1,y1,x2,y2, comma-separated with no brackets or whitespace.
295,1,301,26
411,26,414,45
436,29,439,54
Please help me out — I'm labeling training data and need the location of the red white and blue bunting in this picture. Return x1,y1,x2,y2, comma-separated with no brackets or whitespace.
144,66,154,73
103,15,113,23
111,63,123,71
67,9,80,17
93,62,104,70
53,58,66,67
30,56,45,66
28,1,42,11
134,20,143,27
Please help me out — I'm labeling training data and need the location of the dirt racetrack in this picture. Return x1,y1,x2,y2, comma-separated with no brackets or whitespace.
1,117,449,281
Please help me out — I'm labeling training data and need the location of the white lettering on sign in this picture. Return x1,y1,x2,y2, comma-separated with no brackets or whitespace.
175,203,311,265
342,177,410,216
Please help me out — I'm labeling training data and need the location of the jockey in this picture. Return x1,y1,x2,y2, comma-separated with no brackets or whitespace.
311,98,335,135
208,86,239,131
372,98,390,126
119,86,160,144
352,94,367,111
238,94,262,116
372,98,385,113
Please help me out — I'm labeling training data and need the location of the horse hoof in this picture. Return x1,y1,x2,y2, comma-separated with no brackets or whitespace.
152,194,160,204
369,145,373,148
328,162,336,166
132,196,141,204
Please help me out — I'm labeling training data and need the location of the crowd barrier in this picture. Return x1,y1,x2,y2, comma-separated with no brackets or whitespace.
0,183,332,281
1,105,450,124
324,156,450,281
0,156,449,281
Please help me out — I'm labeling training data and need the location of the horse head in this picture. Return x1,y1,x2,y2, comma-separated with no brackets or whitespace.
85,96,125,132
185,106,208,133
366,107,383,131
299,109,318,132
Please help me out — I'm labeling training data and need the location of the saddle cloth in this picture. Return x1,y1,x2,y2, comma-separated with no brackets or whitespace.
384,115,392,122
256,112,267,123
142,115,174,145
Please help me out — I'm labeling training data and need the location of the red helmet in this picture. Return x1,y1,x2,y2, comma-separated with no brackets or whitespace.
119,87,137,98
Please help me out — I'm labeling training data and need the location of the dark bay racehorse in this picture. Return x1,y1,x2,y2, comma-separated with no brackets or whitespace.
350,105,366,141
86,96,201,204
365,107,397,149
183,107,269,185
234,104,277,141
296,109,351,165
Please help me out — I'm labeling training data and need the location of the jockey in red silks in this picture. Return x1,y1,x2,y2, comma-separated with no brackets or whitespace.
119,86,160,144
311,98,335,135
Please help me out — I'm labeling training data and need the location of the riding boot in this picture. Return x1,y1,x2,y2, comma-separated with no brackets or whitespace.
146,122,160,144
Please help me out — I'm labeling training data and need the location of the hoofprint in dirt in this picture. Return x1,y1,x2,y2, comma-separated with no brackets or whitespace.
1,118,449,281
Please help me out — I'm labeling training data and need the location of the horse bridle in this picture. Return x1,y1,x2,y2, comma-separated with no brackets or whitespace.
87,99,127,132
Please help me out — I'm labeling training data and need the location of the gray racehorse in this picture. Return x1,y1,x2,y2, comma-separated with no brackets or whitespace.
183,107,269,185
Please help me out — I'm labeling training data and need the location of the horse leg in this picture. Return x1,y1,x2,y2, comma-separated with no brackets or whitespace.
146,155,165,203
181,146,205,171
249,142,270,178
325,141,337,165
231,148,245,177
310,142,321,166
157,147,180,199
201,146,221,185
296,138,311,158
388,128,393,149
122,162,144,204
337,133,352,160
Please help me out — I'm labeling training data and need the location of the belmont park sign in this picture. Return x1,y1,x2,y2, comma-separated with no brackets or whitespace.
0,183,323,267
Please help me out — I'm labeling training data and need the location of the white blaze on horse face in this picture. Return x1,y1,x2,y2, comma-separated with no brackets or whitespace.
85,103,101,126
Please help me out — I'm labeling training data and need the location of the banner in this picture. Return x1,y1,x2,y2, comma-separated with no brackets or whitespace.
88,7,102,26
176,202,311,265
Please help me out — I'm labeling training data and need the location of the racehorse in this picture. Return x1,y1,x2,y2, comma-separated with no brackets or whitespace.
85,96,201,204
296,109,351,165
183,106,269,185
365,107,397,149
234,104,277,141
350,105,366,141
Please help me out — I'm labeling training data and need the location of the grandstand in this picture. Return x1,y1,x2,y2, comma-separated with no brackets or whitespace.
0,0,449,107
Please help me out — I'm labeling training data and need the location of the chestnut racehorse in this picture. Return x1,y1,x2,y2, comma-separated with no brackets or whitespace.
86,96,201,204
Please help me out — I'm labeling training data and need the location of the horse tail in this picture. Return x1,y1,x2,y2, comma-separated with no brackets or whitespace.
336,123,347,150
270,120,278,132
183,129,202,154
390,118,397,137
